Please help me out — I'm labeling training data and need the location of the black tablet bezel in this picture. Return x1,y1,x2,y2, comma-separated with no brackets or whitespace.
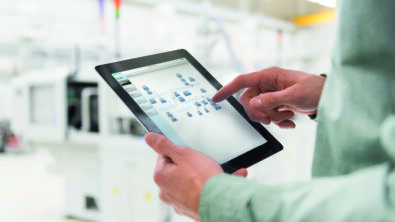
95,49,283,173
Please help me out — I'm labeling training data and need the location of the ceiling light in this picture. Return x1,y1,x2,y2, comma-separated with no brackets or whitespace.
308,0,337,8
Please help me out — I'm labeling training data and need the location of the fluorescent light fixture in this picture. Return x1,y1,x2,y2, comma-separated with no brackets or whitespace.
308,0,337,8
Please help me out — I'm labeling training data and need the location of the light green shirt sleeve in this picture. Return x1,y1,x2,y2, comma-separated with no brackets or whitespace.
200,165,394,222
200,116,395,222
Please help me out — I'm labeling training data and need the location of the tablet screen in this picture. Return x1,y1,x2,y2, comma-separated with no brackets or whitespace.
111,58,267,163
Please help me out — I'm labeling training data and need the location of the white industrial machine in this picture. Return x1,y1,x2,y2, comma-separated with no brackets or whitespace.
10,67,195,222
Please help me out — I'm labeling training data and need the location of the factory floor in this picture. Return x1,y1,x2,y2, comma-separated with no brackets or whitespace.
0,148,77,222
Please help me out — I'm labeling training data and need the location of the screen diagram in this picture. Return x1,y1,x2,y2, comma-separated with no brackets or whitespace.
112,58,266,164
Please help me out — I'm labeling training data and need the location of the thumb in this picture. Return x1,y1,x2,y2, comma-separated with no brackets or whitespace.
232,168,248,177
145,133,180,157
250,89,290,111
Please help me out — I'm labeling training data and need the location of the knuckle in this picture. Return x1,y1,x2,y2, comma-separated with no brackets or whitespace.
266,66,279,72
153,170,163,186
156,137,167,145
239,94,249,106
159,192,166,201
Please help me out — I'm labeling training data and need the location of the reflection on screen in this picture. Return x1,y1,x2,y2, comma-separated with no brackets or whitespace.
112,58,266,163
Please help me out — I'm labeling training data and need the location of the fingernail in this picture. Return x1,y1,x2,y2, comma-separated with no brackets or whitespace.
251,98,262,107
146,133,159,144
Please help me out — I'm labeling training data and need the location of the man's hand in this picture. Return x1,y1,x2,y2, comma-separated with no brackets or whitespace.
145,132,222,221
212,66,326,128
145,133,248,221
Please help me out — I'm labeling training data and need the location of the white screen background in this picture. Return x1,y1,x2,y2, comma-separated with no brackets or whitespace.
121,60,266,163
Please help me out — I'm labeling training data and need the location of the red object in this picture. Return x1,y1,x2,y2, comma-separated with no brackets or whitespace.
114,0,122,18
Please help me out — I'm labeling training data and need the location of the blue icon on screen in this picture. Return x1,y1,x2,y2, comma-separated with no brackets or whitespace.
200,88,207,93
160,98,167,103
150,99,157,104
187,112,192,117
183,91,192,96
198,111,203,116
215,106,222,110
189,77,196,82
179,97,185,102
176,73,182,78
185,83,190,86
171,118,178,122
174,92,180,97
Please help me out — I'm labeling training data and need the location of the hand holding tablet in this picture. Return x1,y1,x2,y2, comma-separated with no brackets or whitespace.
95,49,282,173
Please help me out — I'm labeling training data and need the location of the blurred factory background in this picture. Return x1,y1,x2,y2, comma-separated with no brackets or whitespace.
0,0,336,221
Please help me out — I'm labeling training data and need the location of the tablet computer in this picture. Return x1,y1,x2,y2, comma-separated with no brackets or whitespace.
95,49,282,173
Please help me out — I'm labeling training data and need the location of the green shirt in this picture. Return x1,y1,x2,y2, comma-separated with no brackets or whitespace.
199,0,395,221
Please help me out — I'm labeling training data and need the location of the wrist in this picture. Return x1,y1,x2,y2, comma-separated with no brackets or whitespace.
308,73,326,120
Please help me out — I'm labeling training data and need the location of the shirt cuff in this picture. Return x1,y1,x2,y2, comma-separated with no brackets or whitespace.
199,173,261,222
